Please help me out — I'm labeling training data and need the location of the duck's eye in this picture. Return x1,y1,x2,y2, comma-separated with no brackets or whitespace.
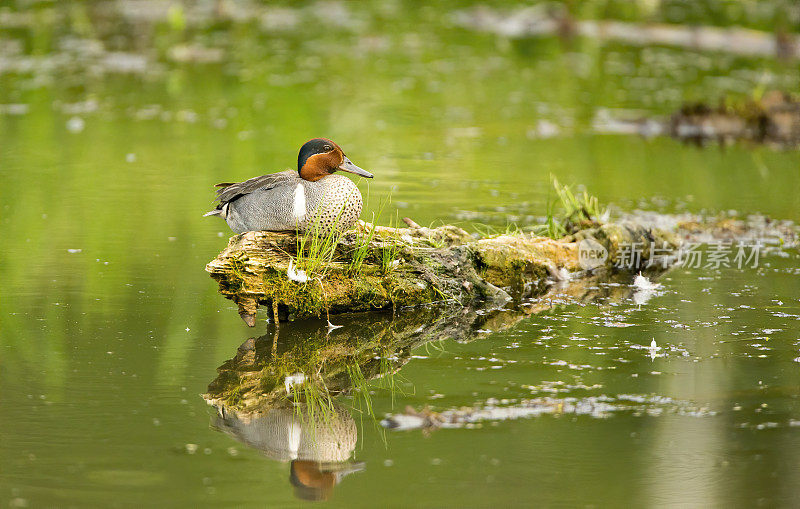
323,145,332,151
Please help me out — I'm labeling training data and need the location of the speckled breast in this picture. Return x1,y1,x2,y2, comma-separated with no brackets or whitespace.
299,174,363,235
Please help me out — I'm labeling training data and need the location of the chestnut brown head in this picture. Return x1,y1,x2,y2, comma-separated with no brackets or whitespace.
297,138,373,182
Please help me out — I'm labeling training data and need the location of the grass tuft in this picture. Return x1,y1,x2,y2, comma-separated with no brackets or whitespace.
533,177,607,239
552,177,605,225
294,187,359,279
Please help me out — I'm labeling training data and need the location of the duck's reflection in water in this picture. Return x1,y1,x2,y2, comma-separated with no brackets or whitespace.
212,403,364,501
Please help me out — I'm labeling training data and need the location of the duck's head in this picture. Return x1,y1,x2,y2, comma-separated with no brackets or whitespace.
289,460,337,501
297,138,373,182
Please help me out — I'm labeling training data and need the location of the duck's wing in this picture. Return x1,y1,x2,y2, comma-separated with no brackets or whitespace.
213,170,299,205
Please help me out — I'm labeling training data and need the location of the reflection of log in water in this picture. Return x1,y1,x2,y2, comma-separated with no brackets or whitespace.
204,305,525,500
204,271,659,414
203,271,672,495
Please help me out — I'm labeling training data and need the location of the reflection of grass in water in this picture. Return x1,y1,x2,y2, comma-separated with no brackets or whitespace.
291,378,337,436
422,338,446,356
346,361,374,420
282,353,340,442
377,353,413,409
278,347,406,436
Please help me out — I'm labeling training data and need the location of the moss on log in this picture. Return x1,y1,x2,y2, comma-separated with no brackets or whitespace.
206,220,680,326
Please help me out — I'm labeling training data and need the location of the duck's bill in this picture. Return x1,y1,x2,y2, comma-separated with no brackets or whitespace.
338,157,374,178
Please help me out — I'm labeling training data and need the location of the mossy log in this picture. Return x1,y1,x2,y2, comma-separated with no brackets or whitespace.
206,220,680,326
669,91,800,147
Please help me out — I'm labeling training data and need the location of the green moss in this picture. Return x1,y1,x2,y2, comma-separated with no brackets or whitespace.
220,256,247,292
261,268,327,318
224,385,244,406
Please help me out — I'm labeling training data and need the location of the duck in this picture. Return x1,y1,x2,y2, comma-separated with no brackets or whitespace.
204,138,373,234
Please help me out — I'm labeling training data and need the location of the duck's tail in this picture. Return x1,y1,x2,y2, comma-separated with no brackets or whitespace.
203,209,221,217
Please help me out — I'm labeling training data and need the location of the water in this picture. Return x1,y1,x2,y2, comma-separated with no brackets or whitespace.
1,2,800,507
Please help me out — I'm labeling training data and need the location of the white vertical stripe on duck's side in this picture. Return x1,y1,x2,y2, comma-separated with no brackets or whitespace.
292,183,306,221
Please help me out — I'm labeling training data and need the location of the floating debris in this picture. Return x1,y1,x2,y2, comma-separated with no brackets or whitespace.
632,288,658,306
380,411,428,431
283,373,306,394
326,320,343,331
555,267,571,282
66,116,85,133
167,44,225,64
648,338,663,361
382,394,715,431
0,103,29,115
633,272,662,291
286,259,309,284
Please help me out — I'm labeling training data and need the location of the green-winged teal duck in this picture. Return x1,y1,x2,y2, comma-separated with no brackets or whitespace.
204,138,373,234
